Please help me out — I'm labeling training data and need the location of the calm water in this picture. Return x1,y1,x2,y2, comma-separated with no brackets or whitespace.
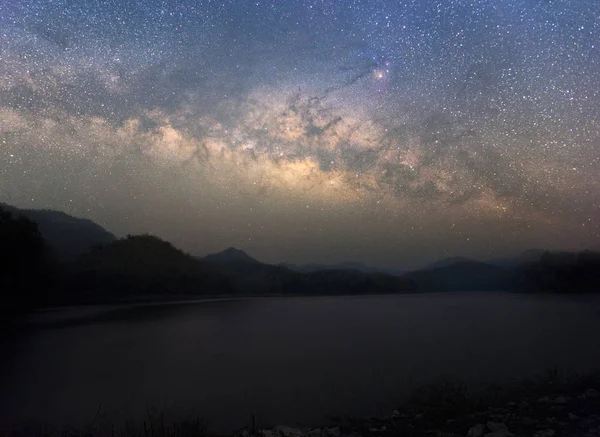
1,293,600,431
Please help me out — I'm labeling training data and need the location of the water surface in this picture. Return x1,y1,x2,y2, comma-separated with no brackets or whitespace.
1,293,600,431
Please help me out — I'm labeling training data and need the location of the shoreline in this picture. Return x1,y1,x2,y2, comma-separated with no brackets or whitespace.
13,291,597,330
29,288,584,314
3,371,600,437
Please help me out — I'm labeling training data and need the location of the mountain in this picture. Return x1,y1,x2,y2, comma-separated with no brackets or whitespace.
69,234,230,299
424,256,475,270
488,249,546,268
282,262,373,273
405,260,516,292
521,250,600,293
204,249,415,295
301,268,416,295
0,203,116,260
203,247,301,294
202,247,261,266
282,261,404,276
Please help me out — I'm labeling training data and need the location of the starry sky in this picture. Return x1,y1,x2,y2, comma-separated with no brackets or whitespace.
1,0,599,268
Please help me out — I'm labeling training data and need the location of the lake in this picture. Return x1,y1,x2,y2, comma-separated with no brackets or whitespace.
1,293,600,431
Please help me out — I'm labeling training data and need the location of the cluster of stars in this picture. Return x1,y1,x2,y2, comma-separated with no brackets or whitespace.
0,0,599,267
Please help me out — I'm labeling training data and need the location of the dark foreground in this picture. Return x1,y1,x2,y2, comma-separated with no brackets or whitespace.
2,372,600,437
3,294,600,434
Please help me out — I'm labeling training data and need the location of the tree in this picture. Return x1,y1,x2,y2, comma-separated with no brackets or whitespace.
0,205,49,309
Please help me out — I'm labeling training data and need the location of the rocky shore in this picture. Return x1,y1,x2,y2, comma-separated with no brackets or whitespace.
239,373,600,437
3,373,600,437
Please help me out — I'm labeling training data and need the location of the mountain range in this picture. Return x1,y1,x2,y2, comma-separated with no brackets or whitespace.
404,260,516,292
2,202,599,305
280,261,405,276
0,203,116,260
202,247,262,266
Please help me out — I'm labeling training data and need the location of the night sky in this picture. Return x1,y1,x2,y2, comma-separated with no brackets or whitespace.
1,0,599,268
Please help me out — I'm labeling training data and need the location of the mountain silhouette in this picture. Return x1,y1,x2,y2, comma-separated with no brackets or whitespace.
405,260,515,292
0,203,116,261
202,247,261,265
203,249,415,295
7,203,599,307
281,261,405,276
488,249,546,268
68,234,230,301
203,247,301,294
424,256,475,270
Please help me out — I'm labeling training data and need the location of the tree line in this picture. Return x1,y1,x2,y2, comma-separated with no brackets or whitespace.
1,205,599,316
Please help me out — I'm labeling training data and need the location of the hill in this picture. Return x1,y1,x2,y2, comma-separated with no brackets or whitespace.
405,260,515,292
203,247,262,266
424,256,475,270
521,250,600,293
300,268,416,295
66,234,230,301
282,261,405,276
488,249,546,268
65,240,417,301
203,247,309,295
203,249,415,295
0,203,116,260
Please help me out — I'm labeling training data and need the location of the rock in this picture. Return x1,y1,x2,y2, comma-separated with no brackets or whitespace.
467,424,486,437
325,427,341,437
486,422,509,433
569,413,580,421
534,430,555,437
516,417,536,427
368,426,388,434
484,422,513,437
391,410,401,419
261,431,278,437
518,401,531,411
415,413,424,420
585,388,599,398
538,396,551,404
581,417,599,428
307,429,323,437
274,426,304,437
553,396,568,404
483,432,513,437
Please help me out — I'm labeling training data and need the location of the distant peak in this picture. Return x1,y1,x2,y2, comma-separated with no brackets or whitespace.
204,246,260,265
223,246,244,253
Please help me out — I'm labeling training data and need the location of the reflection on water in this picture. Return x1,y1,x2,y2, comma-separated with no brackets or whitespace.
2,293,600,431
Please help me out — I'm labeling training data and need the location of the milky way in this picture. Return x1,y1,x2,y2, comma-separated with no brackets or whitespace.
1,0,599,268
